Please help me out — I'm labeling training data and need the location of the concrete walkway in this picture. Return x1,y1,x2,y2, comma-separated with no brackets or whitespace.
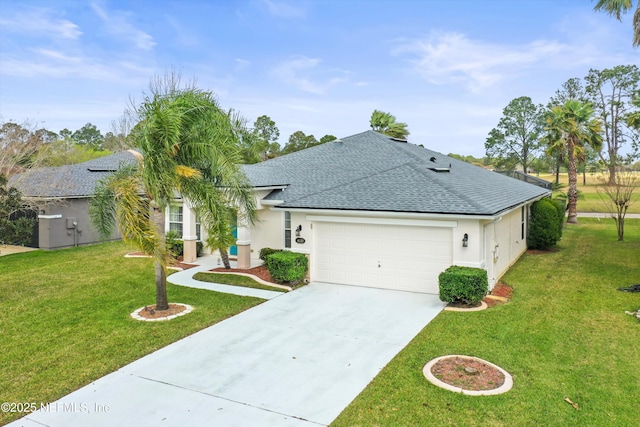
9,277,445,427
577,212,640,219
167,257,284,300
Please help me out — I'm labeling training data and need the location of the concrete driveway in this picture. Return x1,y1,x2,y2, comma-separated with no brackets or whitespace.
10,282,444,427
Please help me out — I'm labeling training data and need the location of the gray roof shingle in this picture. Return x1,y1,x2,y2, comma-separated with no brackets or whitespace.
243,130,550,216
9,151,139,198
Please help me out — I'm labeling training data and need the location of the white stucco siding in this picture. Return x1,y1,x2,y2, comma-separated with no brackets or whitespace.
289,212,312,253
249,208,282,261
484,207,527,288
451,219,484,269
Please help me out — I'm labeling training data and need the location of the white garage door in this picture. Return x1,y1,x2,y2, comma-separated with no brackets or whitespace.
314,222,453,294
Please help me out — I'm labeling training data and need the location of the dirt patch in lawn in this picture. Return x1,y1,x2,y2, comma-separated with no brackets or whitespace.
526,248,559,254
134,303,188,319
430,356,505,391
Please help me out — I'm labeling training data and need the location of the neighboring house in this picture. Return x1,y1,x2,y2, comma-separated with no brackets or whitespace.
176,130,550,293
9,151,139,250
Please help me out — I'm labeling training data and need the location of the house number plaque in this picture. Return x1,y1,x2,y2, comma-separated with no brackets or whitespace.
295,237,306,244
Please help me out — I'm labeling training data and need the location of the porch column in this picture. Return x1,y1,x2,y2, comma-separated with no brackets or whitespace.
182,202,198,263
235,222,251,269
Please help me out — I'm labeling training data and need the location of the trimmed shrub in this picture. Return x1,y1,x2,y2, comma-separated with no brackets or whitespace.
266,251,308,285
259,247,282,262
528,198,562,250
548,198,566,239
438,266,488,304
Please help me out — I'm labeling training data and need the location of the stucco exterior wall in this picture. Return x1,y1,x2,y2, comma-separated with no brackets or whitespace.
38,198,121,250
451,218,483,269
249,208,283,261
484,206,527,287
288,211,312,254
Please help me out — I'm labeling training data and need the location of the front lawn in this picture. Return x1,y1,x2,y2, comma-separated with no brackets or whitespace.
0,242,264,425
332,218,640,427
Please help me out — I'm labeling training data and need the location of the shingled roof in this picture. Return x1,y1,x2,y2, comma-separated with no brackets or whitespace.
9,150,139,198
243,130,550,216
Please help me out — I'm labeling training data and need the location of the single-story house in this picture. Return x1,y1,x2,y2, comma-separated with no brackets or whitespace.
13,130,550,293
9,151,139,249
176,130,550,292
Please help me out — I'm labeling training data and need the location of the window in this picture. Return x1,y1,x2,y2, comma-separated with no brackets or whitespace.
169,206,183,236
521,206,526,240
284,211,291,248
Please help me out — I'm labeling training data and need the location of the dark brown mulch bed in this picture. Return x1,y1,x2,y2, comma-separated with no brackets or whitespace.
210,264,278,284
171,261,198,270
483,282,514,308
127,252,198,270
490,282,513,299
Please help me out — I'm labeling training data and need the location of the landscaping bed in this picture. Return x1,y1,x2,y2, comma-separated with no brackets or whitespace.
210,264,276,283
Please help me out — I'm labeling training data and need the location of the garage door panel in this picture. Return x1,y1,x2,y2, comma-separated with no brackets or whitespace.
314,222,453,294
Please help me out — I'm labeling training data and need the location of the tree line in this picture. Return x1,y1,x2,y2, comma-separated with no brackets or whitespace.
485,64,639,225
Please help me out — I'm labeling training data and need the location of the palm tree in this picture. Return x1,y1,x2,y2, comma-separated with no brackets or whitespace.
205,206,236,269
90,77,256,310
594,0,640,47
543,100,603,224
369,110,410,139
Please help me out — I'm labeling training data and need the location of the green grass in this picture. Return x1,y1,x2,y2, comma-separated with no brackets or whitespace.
537,172,640,214
0,242,264,425
332,218,640,427
192,271,286,292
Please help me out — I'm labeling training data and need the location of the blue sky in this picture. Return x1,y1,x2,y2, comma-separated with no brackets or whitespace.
0,0,637,156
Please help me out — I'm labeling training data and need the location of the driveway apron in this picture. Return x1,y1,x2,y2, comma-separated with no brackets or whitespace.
9,282,445,427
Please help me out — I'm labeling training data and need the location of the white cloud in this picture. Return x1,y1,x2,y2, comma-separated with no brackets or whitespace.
90,3,155,50
0,48,153,84
261,0,307,19
0,8,81,39
393,31,571,92
235,58,251,70
272,56,349,94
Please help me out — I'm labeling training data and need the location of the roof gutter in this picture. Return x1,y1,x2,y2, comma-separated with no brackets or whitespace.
271,190,551,221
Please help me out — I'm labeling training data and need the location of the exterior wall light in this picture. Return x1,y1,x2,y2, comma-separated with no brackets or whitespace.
295,225,302,237
462,233,469,247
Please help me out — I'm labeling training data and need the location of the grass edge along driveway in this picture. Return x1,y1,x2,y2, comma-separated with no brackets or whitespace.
0,242,264,425
332,218,640,427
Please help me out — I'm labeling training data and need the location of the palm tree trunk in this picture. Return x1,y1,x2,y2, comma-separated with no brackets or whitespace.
567,140,579,224
220,247,231,269
152,204,169,310
155,260,169,310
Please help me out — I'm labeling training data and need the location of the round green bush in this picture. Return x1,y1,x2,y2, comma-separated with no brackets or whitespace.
438,266,488,304
528,198,562,250
266,251,308,284
259,247,282,262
